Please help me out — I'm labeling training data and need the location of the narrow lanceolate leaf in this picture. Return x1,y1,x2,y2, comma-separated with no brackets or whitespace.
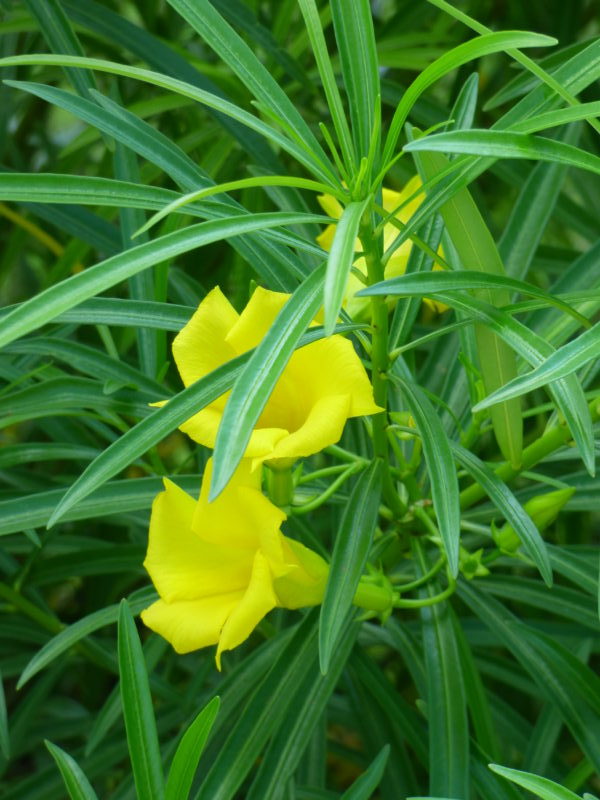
117,600,165,800
18,590,156,689
330,0,379,160
0,212,323,350
0,56,331,181
210,265,325,500
24,0,98,100
391,373,461,576
0,670,9,759
414,146,523,469
381,30,556,165
319,461,383,674
297,0,356,172
420,571,469,797
165,697,220,800
44,741,99,800
341,745,390,800
489,764,582,800
324,199,370,335
404,130,600,177
247,619,358,798
164,0,334,178
474,319,600,409
196,610,319,800
452,443,553,586
431,291,595,477
357,270,589,330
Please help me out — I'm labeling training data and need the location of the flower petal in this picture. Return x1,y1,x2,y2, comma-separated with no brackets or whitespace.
141,592,243,654
225,287,289,353
287,336,381,417
216,551,277,668
274,537,329,608
172,286,238,388
263,394,351,463
192,459,286,550
144,478,255,602
317,193,343,219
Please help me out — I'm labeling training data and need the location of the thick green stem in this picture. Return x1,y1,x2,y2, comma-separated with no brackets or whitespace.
266,463,295,508
360,217,406,519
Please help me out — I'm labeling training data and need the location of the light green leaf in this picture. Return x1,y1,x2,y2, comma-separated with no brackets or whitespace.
341,745,390,800
18,589,156,689
44,740,99,800
324,198,370,335
412,146,523,470
358,269,589,330
474,319,600,409
405,130,600,177
165,697,220,800
489,764,582,800
0,212,323,351
319,461,382,674
297,0,356,172
117,600,165,800
381,30,557,165
330,0,379,161
391,373,461,575
452,443,552,586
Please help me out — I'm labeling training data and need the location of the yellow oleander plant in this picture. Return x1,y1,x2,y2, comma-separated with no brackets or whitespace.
1,1,598,798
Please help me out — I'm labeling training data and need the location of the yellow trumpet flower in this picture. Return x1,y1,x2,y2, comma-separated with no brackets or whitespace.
168,285,381,466
141,460,391,667
317,176,447,317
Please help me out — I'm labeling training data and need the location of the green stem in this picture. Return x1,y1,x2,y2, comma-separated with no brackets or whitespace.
290,463,361,515
460,395,600,510
360,217,406,519
266,463,295,508
0,580,62,634
392,555,446,591
393,578,456,608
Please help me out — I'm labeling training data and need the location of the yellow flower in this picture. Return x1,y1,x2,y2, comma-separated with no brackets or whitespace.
168,285,381,465
317,176,447,317
141,459,329,668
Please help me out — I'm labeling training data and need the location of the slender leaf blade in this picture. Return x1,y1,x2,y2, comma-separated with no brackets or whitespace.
165,697,220,800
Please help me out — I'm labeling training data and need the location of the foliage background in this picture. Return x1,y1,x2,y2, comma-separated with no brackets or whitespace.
0,0,599,798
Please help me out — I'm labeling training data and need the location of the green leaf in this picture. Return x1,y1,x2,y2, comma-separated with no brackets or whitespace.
324,198,370,335
319,461,382,674
489,764,582,800
18,590,156,689
0,212,323,351
0,670,9,759
165,697,220,800
405,130,600,177
209,265,325,500
117,600,165,800
459,581,600,772
452,443,552,585
44,740,99,800
498,124,581,280
358,269,589,330
412,145,523,470
390,373,461,576
432,291,595,477
381,30,557,165
330,0,379,161
474,319,600,409
419,565,469,797
297,0,356,172
24,0,98,101
247,620,358,798
0,55,332,182
165,0,334,179
341,745,390,800
196,610,320,800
